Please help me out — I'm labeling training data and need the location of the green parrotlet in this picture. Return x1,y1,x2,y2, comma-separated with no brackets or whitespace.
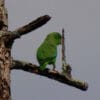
36,32,62,71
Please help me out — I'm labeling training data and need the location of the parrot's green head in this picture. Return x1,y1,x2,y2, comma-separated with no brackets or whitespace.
46,32,62,45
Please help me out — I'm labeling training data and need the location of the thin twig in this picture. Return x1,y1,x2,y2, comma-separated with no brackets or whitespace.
62,28,72,77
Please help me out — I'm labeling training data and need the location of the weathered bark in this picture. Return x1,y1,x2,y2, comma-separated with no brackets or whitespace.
0,32,12,100
0,0,11,100
0,0,8,31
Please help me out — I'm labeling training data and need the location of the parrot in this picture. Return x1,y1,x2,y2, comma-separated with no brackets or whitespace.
36,32,62,71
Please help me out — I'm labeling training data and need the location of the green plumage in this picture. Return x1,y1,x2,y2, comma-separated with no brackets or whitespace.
36,32,62,70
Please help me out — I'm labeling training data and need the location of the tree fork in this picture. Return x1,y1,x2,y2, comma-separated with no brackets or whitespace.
0,0,51,100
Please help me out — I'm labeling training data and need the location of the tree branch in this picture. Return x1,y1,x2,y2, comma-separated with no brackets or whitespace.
11,60,88,91
12,15,51,38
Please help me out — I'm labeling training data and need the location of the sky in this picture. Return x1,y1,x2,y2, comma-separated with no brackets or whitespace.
5,0,100,100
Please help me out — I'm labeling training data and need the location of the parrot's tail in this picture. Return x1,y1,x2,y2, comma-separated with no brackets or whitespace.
39,62,48,71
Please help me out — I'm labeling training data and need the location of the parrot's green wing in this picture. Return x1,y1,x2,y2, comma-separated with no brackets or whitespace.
37,42,57,70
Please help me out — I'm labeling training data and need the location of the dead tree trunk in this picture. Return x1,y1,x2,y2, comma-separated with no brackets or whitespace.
0,0,88,100
0,0,11,100
0,33,12,100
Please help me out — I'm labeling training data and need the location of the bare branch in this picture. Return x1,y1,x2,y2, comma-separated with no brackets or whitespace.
62,29,72,78
11,60,88,91
12,15,51,38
